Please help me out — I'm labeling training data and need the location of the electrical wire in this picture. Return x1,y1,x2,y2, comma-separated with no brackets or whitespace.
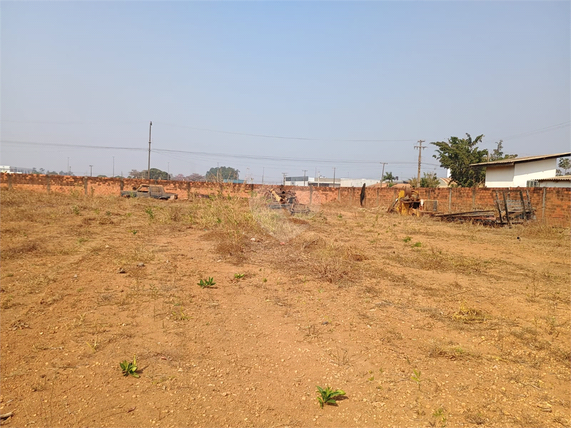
499,121,570,141
1,139,441,167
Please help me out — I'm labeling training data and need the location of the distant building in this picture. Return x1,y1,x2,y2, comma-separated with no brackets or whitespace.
0,166,33,174
536,175,571,188
284,176,380,188
471,152,571,188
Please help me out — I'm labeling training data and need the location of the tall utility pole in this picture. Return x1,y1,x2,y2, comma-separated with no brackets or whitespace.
67,157,70,175
302,169,307,186
112,156,115,177
414,140,426,187
89,165,93,177
262,167,265,185
147,121,152,180
333,167,336,187
380,162,387,185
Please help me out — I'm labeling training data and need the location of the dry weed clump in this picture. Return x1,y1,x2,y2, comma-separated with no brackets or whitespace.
249,197,309,242
452,302,487,323
306,242,365,285
187,196,266,260
389,246,484,275
1,240,44,260
516,222,570,240
427,340,480,360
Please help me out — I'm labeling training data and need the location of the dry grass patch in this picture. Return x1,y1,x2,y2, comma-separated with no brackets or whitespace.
452,302,488,323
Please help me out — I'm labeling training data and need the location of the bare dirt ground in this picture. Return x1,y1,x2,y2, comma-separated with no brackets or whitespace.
1,189,569,428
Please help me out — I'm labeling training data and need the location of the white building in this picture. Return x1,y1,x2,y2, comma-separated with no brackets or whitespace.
537,176,571,188
284,176,380,188
472,152,571,188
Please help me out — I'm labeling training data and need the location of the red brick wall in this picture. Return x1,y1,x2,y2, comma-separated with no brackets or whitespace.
1,173,569,226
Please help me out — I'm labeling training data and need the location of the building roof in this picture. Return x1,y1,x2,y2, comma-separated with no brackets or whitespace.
536,175,571,182
470,152,571,167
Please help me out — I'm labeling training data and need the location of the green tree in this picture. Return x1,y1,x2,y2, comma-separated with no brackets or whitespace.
557,158,571,176
421,172,440,188
382,172,396,184
128,169,169,180
409,172,441,188
128,169,144,179
205,166,239,182
490,140,517,161
432,134,488,187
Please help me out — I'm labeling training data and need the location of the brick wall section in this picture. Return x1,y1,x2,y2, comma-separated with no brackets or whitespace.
1,173,569,226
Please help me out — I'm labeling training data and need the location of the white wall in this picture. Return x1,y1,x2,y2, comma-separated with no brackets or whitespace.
513,158,557,187
485,166,514,187
538,180,571,188
485,158,558,187
340,178,379,187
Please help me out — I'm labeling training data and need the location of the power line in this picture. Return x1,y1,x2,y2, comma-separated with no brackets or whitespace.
153,121,416,143
1,139,442,167
499,121,570,141
2,118,569,144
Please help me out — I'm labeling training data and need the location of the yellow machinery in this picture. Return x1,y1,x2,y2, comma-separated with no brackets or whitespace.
387,185,421,216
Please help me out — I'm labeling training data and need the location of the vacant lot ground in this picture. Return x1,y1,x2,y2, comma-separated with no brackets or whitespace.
1,189,569,428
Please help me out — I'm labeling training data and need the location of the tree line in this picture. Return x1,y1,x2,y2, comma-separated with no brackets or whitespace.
127,166,240,182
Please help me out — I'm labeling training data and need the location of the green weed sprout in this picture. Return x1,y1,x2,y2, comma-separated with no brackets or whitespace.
316,386,346,408
198,277,216,288
120,355,139,378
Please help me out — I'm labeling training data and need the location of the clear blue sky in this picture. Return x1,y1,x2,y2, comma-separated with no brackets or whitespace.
1,1,569,183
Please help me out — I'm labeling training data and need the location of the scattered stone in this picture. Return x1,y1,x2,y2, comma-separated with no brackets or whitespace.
118,267,126,274
137,263,145,268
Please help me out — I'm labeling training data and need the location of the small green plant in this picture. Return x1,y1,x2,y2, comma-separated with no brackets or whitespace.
145,207,154,220
171,307,189,321
130,229,138,235
262,278,267,283
198,277,216,288
120,355,139,378
413,242,422,247
72,205,80,215
411,369,422,390
316,386,346,408
403,236,412,243
234,273,245,280
431,407,448,427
